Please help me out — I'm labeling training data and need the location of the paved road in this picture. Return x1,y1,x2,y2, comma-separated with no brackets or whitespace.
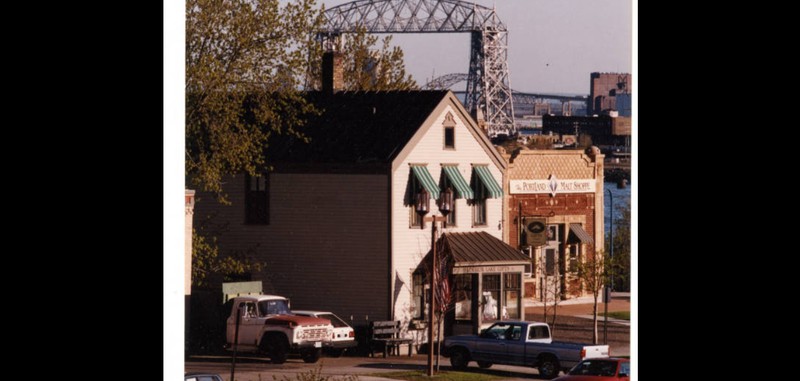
185,354,549,381
185,294,633,380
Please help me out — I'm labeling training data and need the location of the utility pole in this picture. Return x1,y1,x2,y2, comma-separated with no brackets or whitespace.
423,214,446,377
604,188,614,345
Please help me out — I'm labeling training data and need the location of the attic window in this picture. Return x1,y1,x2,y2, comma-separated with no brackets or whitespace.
443,112,456,149
444,127,455,149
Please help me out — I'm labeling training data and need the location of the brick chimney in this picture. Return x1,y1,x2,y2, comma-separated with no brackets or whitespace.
322,51,344,94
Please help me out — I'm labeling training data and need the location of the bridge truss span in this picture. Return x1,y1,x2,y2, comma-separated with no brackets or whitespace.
319,0,516,136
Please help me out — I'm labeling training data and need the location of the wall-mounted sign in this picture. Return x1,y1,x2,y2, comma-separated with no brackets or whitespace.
510,177,596,195
453,265,525,274
523,216,548,246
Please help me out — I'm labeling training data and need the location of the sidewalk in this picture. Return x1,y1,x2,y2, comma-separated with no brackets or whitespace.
524,292,630,317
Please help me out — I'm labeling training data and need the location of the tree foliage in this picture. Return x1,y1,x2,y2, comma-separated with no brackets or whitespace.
574,250,624,344
574,251,605,345
307,27,418,91
186,0,323,202
191,228,263,287
186,0,418,285
341,28,418,91
187,1,419,201
607,205,631,292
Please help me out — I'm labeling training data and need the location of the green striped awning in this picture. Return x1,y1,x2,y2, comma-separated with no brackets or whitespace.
411,165,440,200
441,165,474,199
473,165,503,198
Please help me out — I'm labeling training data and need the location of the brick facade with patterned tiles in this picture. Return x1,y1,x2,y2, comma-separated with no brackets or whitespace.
500,147,604,300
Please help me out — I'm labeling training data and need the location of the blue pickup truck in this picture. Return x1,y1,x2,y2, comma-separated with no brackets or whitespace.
442,321,609,379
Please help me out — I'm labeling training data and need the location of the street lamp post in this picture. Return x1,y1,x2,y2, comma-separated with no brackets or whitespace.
604,188,614,344
416,187,453,377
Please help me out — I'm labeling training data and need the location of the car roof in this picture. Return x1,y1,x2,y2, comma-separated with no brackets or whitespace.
292,310,334,315
184,372,222,377
230,294,286,302
491,320,548,325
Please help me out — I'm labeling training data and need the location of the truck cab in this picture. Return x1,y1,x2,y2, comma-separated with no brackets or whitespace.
225,295,333,364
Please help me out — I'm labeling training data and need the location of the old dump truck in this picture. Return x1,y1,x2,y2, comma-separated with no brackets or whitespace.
225,295,333,364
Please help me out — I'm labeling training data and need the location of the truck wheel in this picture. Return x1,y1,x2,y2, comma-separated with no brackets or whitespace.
449,348,469,370
261,336,288,364
301,348,321,363
477,361,493,369
537,356,560,379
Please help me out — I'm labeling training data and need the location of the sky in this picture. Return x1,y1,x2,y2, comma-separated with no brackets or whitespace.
314,0,633,94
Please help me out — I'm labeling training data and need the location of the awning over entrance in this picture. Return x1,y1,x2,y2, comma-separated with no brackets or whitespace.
473,165,503,198
418,232,531,269
569,223,594,244
411,165,440,199
442,165,474,199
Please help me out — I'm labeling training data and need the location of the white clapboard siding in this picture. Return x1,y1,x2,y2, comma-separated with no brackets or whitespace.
390,101,504,322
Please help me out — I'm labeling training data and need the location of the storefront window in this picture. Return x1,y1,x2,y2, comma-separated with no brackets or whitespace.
504,273,521,319
568,244,580,273
412,273,425,319
482,274,501,321
454,274,472,320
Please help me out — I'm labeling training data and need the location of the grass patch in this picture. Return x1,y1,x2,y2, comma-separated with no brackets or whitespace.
368,370,510,381
601,311,630,320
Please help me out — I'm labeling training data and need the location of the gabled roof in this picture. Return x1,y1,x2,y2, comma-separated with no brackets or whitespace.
268,90,449,165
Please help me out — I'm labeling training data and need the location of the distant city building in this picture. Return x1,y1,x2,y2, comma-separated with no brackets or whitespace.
542,115,630,148
616,93,631,117
588,72,631,116
533,102,552,116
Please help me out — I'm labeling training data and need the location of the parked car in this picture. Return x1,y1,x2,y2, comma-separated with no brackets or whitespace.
554,358,630,380
442,321,609,379
185,373,223,381
292,310,357,357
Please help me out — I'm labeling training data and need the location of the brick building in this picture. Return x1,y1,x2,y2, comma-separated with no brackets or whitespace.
501,147,604,302
588,72,631,116
542,114,631,147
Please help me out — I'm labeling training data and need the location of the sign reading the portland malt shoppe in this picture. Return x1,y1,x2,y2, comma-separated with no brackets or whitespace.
510,174,596,195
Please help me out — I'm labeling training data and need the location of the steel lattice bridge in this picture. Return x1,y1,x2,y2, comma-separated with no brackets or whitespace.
424,72,588,115
319,0,516,137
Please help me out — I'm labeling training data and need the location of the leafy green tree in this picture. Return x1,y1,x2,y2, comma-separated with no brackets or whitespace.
574,250,618,344
341,28,418,91
186,1,417,286
191,228,263,287
186,0,323,202
307,27,418,91
606,205,631,292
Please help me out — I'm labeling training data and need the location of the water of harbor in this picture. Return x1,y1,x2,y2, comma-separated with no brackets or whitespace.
604,181,631,236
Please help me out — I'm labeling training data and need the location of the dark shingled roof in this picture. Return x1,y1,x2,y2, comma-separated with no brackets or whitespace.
419,232,530,268
268,90,450,164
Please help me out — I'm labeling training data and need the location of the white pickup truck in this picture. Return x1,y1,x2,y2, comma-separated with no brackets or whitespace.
443,321,609,379
225,295,333,364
